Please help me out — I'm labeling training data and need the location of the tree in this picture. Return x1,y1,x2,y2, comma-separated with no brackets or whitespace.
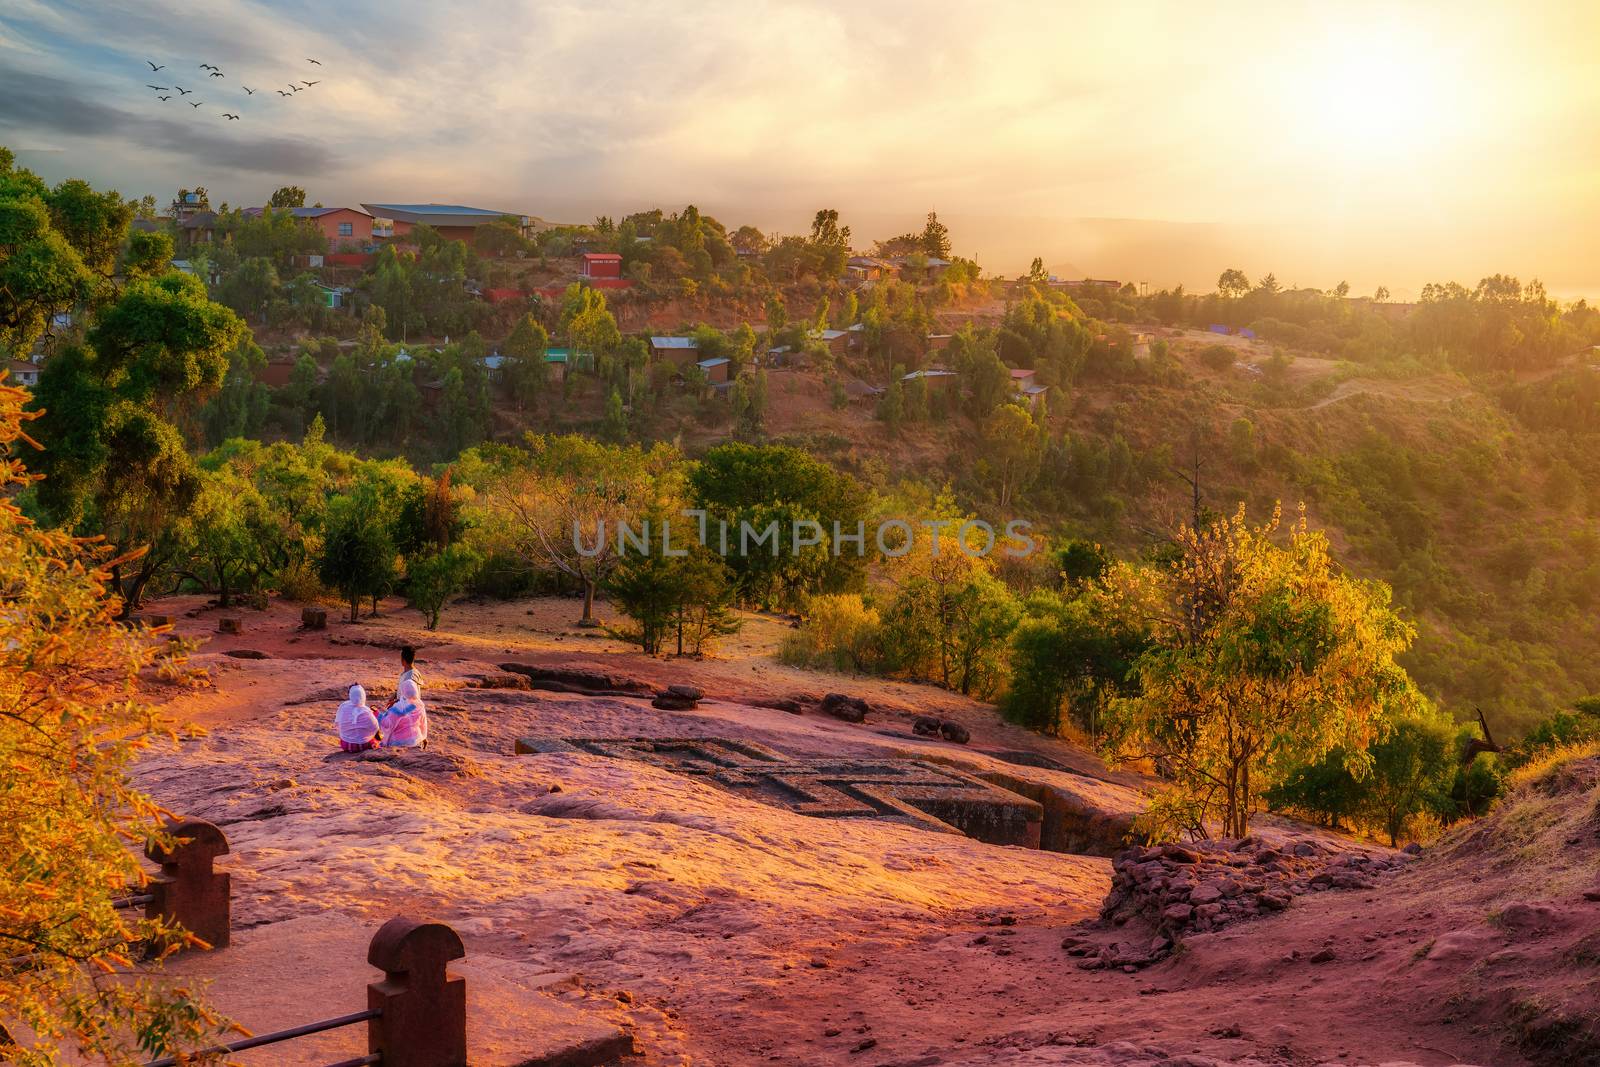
406,544,481,629
1028,257,1049,283
318,493,398,622
978,404,1043,508
560,283,621,361
1002,590,1147,735
1101,505,1420,839
178,467,275,608
874,504,1021,699
1374,285,1390,302
490,435,672,626
30,271,245,611
606,536,739,655
877,369,906,431
1333,280,1351,298
1217,268,1250,300
602,387,628,442
1266,709,1457,844
0,376,226,1063
268,185,306,208
0,155,98,352
920,211,952,258
501,313,549,411
688,442,871,609
808,208,852,278
733,368,768,438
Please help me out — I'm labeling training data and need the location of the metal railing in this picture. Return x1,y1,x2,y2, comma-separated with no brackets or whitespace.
141,917,468,1067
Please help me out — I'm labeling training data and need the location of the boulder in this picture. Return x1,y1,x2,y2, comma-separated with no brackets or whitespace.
664,684,704,701
217,616,243,635
300,607,328,630
819,693,871,723
913,716,943,737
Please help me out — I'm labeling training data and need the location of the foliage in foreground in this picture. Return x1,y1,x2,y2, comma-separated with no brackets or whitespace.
0,378,225,1063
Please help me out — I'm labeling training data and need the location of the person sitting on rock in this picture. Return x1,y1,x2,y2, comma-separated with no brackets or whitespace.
383,645,423,715
380,678,427,749
334,685,381,752
398,645,422,696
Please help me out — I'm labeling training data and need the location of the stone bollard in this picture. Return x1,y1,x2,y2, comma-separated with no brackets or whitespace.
367,918,467,1067
141,614,177,629
217,616,243,635
145,819,231,950
301,607,328,630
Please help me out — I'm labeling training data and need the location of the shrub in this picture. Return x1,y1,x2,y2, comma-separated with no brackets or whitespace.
406,544,482,630
1199,343,1236,372
780,593,882,673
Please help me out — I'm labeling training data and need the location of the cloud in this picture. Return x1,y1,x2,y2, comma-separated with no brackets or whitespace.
0,66,336,175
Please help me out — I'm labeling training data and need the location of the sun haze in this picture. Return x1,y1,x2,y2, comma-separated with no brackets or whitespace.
1,0,1595,293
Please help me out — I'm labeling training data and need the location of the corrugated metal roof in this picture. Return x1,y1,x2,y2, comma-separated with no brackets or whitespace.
650,336,699,349
364,203,514,217
697,357,731,368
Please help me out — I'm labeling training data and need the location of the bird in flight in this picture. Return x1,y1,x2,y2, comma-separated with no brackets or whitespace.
223,113,240,120
288,83,303,92
301,80,320,87
157,95,172,101
199,63,217,70
209,70,225,78
275,89,291,97
174,85,192,95
146,60,165,72
242,86,255,95
306,58,322,65
189,100,204,108
146,84,169,91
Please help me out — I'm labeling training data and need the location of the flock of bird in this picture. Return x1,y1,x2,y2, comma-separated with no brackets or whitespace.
141,56,323,121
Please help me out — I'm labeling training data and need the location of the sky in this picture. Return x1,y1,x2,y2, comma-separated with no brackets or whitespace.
2,0,1596,298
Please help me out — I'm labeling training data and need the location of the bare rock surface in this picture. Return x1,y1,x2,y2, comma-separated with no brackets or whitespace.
125,595,1561,1066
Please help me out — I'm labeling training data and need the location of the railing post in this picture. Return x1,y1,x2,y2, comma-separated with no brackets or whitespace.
367,917,467,1067
144,818,231,950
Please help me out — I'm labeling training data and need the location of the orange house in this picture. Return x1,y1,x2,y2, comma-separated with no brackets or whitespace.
243,206,375,248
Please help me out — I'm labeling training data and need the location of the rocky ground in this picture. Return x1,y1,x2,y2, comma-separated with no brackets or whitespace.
127,593,1599,1065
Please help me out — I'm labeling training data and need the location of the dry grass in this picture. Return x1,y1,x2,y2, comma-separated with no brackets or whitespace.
1504,740,1600,794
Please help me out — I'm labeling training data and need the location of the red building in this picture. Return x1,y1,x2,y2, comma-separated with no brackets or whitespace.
581,253,623,279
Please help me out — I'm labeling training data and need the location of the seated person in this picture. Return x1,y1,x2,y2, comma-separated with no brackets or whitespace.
334,685,380,752
380,678,427,748
384,645,423,715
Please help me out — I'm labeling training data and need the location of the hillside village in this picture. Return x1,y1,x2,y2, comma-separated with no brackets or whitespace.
16,183,1600,742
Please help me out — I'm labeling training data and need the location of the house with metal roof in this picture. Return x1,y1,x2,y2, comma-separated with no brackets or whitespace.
902,368,958,393
696,357,732,384
809,328,851,358
244,205,375,246
649,336,701,367
360,203,533,245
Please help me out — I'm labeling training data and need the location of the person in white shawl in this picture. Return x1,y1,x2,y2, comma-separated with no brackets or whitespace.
334,684,381,752
380,678,427,748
